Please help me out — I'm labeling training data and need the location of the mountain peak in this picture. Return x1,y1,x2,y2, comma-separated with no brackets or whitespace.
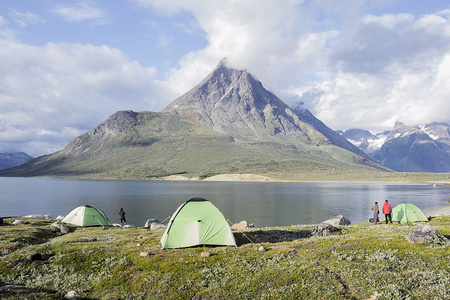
161,60,367,157
162,61,291,138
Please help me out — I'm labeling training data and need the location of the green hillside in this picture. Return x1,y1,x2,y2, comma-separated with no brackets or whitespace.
0,62,391,179
0,110,386,179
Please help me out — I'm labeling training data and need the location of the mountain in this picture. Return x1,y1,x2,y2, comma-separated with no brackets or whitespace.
340,129,383,154
0,152,33,170
0,61,386,179
341,122,450,172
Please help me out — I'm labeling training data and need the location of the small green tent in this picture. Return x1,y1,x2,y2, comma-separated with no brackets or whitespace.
61,205,112,227
392,203,428,223
161,197,236,249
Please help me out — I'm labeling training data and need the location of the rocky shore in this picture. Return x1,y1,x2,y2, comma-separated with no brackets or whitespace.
424,205,450,217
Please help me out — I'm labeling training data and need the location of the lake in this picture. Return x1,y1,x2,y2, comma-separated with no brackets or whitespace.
1,177,449,227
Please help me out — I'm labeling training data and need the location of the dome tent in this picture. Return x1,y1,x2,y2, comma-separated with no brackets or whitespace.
61,205,112,227
161,197,236,249
392,203,428,223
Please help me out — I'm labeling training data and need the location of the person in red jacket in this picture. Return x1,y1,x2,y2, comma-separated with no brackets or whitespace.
383,200,393,224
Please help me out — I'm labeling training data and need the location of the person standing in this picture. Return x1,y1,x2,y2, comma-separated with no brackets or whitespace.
119,208,127,227
382,200,393,224
371,202,379,225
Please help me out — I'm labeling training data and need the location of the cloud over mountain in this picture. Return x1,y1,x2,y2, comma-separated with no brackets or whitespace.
1,0,450,157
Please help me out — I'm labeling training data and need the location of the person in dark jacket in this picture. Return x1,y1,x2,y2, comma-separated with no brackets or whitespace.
119,208,126,227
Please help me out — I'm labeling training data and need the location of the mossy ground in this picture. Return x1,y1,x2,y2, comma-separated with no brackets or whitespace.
1,216,449,299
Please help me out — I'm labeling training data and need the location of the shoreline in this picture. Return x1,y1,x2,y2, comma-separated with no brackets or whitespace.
161,172,450,185
12,170,450,184
3,204,450,225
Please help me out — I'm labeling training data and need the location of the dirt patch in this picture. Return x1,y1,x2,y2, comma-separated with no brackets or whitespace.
162,175,193,181
203,174,276,182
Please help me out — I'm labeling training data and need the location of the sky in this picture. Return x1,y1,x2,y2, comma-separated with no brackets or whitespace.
1,0,450,157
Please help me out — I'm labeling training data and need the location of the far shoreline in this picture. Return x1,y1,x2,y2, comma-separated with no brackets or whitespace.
4,170,450,185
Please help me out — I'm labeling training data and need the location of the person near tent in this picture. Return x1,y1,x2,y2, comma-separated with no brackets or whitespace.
383,200,393,224
371,201,379,225
119,208,127,227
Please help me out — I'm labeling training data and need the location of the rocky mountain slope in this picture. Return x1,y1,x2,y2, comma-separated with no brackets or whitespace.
341,122,450,172
0,61,386,179
0,152,33,170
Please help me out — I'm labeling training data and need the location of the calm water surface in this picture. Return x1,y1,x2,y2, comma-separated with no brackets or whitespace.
1,177,448,227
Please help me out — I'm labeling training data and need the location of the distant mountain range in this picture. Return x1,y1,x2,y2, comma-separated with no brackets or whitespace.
0,61,386,179
0,152,33,170
340,122,450,172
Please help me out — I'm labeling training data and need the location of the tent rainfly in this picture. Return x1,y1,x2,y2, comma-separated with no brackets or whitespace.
160,197,236,249
392,203,429,223
61,205,112,227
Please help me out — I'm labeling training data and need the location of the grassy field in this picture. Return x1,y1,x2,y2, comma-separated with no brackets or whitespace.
0,216,449,299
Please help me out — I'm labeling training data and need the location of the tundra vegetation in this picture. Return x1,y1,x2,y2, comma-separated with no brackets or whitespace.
0,216,449,299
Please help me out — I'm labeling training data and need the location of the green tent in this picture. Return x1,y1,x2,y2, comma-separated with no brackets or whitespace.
161,197,236,249
61,205,112,227
392,203,429,223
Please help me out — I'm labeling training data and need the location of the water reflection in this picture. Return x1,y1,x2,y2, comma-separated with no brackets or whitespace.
1,178,448,227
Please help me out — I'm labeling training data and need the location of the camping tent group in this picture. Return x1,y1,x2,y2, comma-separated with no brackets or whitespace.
391,203,429,223
60,198,237,249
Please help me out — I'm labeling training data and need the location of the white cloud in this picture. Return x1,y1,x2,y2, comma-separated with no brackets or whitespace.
362,13,414,29
8,10,45,28
0,15,16,40
3,0,450,157
132,1,450,135
0,40,166,156
138,0,312,96
51,1,109,25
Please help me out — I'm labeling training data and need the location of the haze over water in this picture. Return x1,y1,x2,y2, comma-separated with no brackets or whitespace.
1,177,448,227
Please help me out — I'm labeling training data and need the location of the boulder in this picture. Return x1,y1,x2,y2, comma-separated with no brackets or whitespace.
51,221,70,234
24,214,53,219
311,223,339,237
322,215,351,226
12,219,26,225
56,215,65,220
65,290,78,299
231,220,254,229
0,217,3,224
151,222,166,230
24,252,51,263
144,219,166,230
407,224,448,244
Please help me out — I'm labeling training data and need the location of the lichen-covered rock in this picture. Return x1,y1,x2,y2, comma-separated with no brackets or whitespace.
144,219,166,230
231,220,254,229
407,224,447,244
65,290,78,299
12,219,26,225
311,223,339,237
51,221,70,234
322,215,351,226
